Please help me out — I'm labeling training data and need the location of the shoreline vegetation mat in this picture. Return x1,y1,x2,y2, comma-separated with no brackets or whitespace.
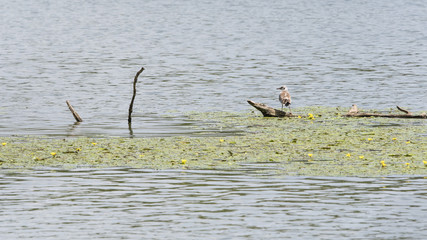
1,107,426,176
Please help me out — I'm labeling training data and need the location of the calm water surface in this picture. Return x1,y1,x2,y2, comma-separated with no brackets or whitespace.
0,168,426,239
1,0,427,137
2,2,427,237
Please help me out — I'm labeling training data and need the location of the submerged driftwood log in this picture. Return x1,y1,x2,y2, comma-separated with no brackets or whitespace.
66,100,83,122
248,100,426,119
344,105,426,119
247,100,294,117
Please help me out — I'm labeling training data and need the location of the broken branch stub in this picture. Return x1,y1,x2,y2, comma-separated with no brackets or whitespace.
66,100,83,122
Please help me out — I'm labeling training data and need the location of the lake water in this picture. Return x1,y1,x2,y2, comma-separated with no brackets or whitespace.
1,0,426,137
1,168,426,239
1,1,427,239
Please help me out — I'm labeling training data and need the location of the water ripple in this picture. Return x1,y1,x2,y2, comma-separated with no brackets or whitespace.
0,168,426,239
1,0,426,137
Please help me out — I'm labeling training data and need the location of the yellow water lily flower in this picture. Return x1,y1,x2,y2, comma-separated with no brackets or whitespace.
50,152,57,157
392,138,397,141
380,161,386,167
219,139,225,143
406,141,411,144
91,142,97,146
181,159,187,164
367,138,373,141
76,148,81,151
308,154,313,157
359,155,364,159
298,115,302,119
346,153,351,157
1,142,6,146
423,161,427,165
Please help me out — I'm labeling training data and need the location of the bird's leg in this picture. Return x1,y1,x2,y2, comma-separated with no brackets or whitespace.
281,104,284,111
289,106,292,114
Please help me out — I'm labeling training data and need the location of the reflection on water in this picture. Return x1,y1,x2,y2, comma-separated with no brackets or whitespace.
0,168,426,239
1,0,427,137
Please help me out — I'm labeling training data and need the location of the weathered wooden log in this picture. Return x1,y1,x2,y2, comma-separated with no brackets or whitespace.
248,101,426,119
247,100,294,117
66,100,83,122
344,105,426,119
345,112,426,118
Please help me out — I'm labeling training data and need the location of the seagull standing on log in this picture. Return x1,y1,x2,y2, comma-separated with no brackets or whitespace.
277,85,292,113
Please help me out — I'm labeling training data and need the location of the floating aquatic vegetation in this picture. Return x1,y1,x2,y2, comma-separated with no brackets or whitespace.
0,107,426,176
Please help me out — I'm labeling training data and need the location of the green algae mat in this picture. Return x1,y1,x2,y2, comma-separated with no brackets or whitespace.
1,107,426,176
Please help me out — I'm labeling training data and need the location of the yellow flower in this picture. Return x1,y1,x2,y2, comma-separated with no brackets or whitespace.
139,154,145,158
406,141,411,144
392,138,397,141
367,138,373,141
76,148,81,151
50,152,57,157
308,113,315,120
359,155,364,159
219,139,225,143
181,159,187,164
380,161,386,167
91,142,97,146
298,115,302,119
1,142,6,146
346,153,351,157
308,154,313,157
423,161,427,165
405,162,410,167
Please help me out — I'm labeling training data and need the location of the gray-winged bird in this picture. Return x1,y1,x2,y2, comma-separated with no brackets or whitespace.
277,85,292,113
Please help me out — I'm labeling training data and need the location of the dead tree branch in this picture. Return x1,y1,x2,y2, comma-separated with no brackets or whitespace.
344,105,426,119
66,100,83,122
128,67,145,124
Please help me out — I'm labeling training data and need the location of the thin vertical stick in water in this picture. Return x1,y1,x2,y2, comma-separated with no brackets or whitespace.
128,67,145,124
66,100,83,122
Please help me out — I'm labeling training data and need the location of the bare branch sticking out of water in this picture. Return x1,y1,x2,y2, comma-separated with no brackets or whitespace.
66,100,83,122
396,106,411,115
128,67,145,124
